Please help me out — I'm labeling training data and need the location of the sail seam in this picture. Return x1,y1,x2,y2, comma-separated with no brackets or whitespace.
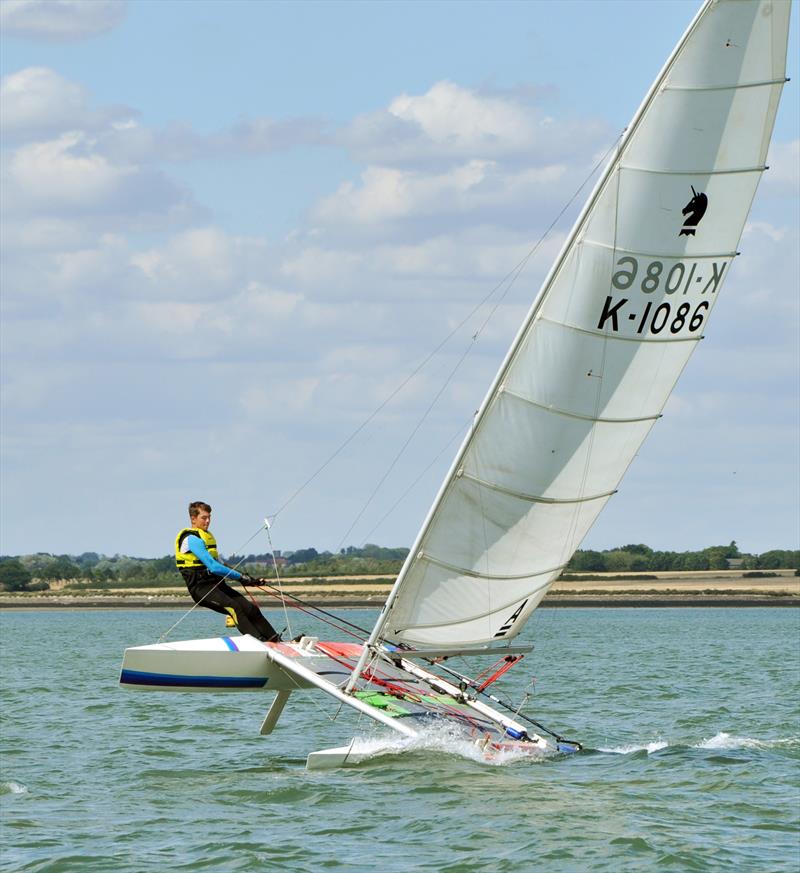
394,584,554,633
420,553,568,582
620,164,765,176
581,239,738,259
500,387,660,424
458,471,616,505
537,316,703,345
663,77,787,92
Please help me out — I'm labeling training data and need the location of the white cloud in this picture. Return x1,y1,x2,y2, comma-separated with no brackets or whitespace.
0,216,96,251
280,245,365,289
135,300,229,338
313,161,496,225
341,80,611,168
1,55,795,557
729,221,799,319
2,131,197,224
0,231,136,319
0,67,133,143
95,116,330,164
131,228,271,302
0,0,125,42
239,378,320,416
764,139,799,194
390,80,539,152
308,160,569,246
239,281,303,320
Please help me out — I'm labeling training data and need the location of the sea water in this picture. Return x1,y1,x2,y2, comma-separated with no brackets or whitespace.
1,607,798,872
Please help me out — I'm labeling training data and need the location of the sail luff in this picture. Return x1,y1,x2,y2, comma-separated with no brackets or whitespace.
360,0,715,654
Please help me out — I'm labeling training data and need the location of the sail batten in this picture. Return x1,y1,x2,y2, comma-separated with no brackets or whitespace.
393,586,554,635
419,553,568,583
582,240,739,259
620,164,767,175
664,77,788,91
500,388,662,424
538,317,705,345
357,0,790,651
458,472,616,505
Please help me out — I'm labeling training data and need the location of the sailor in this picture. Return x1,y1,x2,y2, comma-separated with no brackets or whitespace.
175,501,280,642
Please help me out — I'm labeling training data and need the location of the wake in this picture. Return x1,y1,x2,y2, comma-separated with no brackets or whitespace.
597,731,799,755
340,725,557,767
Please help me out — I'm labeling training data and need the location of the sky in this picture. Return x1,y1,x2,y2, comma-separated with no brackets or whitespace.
1,0,798,560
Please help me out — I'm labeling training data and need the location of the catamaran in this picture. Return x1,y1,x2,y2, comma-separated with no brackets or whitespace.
120,0,791,768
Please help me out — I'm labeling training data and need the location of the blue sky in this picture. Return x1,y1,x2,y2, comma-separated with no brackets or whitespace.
1,0,797,559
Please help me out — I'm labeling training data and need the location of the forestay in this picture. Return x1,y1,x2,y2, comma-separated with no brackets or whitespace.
372,0,791,648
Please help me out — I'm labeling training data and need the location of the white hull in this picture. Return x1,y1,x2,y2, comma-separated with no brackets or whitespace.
120,635,310,692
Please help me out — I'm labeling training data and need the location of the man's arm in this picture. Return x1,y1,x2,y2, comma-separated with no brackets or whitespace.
185,535,244,581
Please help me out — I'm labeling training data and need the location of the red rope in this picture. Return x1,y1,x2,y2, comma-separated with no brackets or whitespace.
475,656,523,692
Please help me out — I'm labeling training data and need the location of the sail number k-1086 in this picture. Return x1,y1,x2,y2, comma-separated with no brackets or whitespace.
597,255,729,336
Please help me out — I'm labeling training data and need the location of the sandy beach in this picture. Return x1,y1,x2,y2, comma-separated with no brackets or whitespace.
1,569,796,609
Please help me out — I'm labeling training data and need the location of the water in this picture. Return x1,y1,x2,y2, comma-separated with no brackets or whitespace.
1,608,798,872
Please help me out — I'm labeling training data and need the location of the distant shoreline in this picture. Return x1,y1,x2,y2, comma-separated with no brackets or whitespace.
2,570,797,610
1,594,797,610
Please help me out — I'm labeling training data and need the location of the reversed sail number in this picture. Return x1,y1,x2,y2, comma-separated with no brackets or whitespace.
597,255,729,336
611,256,727,296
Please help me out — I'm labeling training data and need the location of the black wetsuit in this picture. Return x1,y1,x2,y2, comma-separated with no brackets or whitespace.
182,570,278,641
178,561,279,642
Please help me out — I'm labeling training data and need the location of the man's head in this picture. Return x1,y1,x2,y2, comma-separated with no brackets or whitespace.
189,501,212,530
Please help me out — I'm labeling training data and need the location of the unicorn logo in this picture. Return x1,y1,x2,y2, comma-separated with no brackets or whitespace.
680,186,708,236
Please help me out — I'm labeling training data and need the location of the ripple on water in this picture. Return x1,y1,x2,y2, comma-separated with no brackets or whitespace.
2,608,799,873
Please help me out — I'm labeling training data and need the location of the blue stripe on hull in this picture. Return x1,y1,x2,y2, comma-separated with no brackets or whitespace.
120,669,267,689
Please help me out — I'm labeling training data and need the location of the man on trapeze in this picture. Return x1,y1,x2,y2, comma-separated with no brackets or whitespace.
175,501,281,642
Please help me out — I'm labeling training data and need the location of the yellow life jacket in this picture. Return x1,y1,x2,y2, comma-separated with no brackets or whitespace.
175,527,219,568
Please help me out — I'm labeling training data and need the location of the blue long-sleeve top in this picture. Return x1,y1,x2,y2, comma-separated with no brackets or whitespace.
185,535,243,581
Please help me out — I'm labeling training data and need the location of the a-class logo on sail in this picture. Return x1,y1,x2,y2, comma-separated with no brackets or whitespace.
494,599,529,638
679,185,708,236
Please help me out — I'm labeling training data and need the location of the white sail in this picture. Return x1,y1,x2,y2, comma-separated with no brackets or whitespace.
370,0,791,648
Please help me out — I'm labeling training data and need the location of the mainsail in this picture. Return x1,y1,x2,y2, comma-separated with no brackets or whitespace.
367,0,791,648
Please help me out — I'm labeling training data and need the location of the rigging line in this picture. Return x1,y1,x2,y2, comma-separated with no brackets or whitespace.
338,653,493,729
263,521,293,640
359,420,468,547
427,658,569,742
269,138,621,528
252,581,372,637
267,592,365,641
267,284,509,525
345,134,624,575
335,339,478,552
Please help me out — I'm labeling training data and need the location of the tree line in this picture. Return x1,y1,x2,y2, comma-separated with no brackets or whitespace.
0,544,410,592
566,541,799,573
0,541,797,592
